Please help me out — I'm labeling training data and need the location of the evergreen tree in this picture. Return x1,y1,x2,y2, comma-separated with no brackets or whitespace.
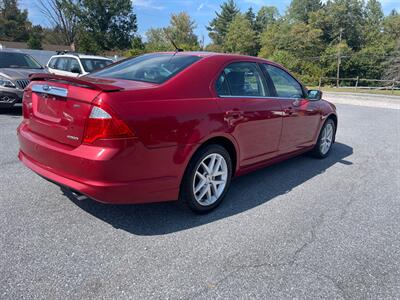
288,0,323,23
207,0,240,46
27,25,43,49
255,6,280,34
245,7,256,31
0,0,31,41
325,0,365,50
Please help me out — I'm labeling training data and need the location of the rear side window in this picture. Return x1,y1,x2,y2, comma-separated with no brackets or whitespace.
68,58,81,72
216,73,230,96
81,59,113,72
263,64,304,98
92,54,201,84
217,62,267,97
54,58,69,71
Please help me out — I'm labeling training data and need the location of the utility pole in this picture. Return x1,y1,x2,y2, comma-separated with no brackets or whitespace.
336,28,343,88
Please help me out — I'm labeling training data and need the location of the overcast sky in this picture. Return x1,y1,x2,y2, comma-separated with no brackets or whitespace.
20,0,400,45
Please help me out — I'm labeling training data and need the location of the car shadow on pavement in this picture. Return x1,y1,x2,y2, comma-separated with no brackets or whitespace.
0,106,22,117
65,142,353,236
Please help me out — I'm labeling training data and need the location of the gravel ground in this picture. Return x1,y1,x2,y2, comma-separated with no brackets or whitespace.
324,92,400,109
1,94,400,299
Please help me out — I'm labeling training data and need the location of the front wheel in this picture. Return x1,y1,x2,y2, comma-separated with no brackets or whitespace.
311,119,336,158
179,145,232,213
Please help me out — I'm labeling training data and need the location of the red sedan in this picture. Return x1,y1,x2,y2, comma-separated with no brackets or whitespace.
17,52,337,213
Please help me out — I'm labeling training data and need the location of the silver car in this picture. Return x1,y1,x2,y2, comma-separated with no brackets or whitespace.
0,50,46,108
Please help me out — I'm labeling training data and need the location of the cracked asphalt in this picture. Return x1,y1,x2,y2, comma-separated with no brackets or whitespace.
1,94,400,299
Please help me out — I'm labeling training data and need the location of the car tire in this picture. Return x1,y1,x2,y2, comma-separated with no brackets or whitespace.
179,144,232,214
311,118,336,159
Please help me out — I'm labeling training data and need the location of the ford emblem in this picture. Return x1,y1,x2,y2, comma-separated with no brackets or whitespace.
43,85,51,91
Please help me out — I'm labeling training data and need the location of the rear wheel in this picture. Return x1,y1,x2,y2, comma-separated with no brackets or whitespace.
180,145,232,213
312,119,335,158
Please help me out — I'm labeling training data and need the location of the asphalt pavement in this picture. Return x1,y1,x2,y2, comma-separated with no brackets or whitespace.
1,94,400,299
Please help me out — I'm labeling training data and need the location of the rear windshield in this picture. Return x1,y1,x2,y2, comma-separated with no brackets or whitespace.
80,58,113,73
92,53,201,84
0,52,43,69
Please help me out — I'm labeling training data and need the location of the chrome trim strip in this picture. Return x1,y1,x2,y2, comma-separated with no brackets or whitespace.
218,95,304,100
32,84,68,98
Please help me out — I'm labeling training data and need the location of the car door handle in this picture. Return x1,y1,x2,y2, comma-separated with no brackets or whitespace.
224,110,244,124
284,107,294,115
225,110,244,119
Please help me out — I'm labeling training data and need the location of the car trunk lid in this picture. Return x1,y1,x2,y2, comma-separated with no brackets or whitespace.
24,74,124,147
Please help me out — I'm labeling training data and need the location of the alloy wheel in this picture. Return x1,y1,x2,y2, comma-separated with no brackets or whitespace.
193,153,228,206
320,123,334,155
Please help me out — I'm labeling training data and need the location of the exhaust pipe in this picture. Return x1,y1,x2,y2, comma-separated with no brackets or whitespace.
71,190,88,201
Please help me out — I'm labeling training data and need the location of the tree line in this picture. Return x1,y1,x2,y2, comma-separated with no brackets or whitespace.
0,0,399,83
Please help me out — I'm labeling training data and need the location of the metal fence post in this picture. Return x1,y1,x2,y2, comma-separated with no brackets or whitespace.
318,77,322,90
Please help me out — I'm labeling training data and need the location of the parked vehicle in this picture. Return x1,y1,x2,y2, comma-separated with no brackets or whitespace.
17,52,337,213
0,50,46,108
46,53,113,77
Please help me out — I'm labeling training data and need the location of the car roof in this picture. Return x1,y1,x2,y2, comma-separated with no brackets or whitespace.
153,51,273,63
50,54,112,60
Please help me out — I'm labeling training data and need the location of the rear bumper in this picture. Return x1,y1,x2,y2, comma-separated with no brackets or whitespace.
17,124,180,204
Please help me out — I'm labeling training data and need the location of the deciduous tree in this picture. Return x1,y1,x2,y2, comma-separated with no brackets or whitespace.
71,0,138,52
38,0,77,46
223,14,257,55
167,12,199,50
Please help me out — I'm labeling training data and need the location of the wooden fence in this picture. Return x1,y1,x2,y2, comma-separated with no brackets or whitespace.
317,77,400,94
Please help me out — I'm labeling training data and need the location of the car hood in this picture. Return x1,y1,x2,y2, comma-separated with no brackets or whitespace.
0,68,47,80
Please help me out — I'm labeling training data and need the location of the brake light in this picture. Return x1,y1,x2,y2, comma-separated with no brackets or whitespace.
83,105,134,144
22,89,32,119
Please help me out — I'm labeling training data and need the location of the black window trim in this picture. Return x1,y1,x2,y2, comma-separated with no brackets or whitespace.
67,57,82,73
215,61,271,98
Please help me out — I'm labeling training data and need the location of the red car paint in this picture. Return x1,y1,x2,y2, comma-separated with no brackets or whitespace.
17,52,337,204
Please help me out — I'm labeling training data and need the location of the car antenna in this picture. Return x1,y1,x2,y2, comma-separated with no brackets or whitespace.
163,28,183,53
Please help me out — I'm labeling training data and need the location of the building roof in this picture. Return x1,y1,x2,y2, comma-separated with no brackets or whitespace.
0,41,71,52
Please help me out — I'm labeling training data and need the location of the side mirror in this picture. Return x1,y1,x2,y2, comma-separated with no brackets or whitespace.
307,90,322,101
70,67,81,74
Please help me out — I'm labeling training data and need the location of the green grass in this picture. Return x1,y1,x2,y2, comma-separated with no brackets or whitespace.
308,86,400,96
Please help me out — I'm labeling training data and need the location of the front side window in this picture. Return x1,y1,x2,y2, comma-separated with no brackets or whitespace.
92,53,201,84
217,62,267,97
263,64,304,98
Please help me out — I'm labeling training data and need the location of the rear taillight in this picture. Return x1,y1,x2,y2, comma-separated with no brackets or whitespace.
83,103,134,144
22,89,32,119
